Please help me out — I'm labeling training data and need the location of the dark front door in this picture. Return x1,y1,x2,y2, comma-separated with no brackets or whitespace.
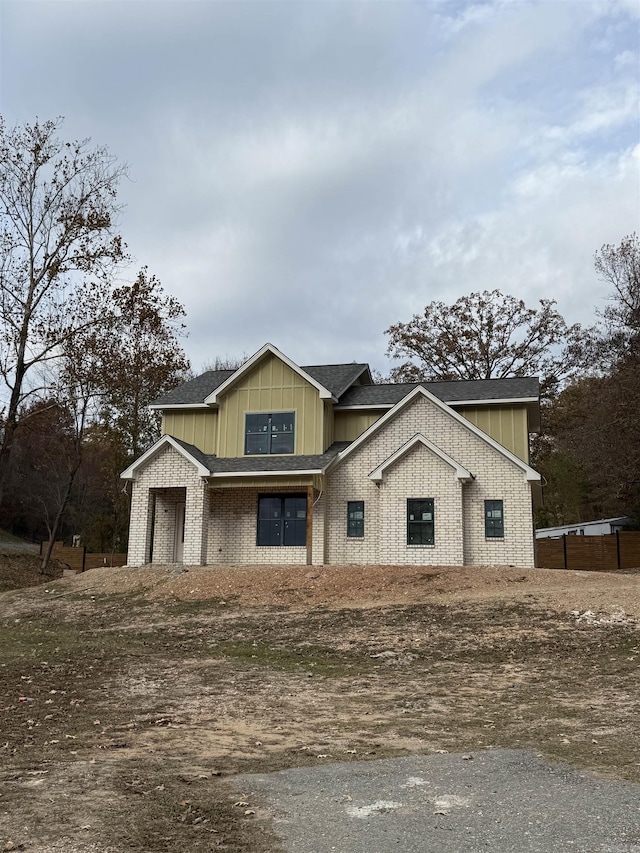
257,494,307,546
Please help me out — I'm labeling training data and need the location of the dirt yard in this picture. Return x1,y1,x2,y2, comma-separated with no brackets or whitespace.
1,560,639,852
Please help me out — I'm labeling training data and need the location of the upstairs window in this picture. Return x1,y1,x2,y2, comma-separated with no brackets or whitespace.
245,412,295,455
484,500,504,538
347,501,364,538
407,499,434,545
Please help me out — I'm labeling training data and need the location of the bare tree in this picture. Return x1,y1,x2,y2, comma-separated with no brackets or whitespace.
594,233,640,363
200,353,247,372
0,117,126,504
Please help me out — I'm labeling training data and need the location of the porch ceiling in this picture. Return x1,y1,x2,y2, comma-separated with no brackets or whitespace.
208,473,324,490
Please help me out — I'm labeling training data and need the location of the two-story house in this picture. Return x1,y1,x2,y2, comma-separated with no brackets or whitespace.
122,343,541,568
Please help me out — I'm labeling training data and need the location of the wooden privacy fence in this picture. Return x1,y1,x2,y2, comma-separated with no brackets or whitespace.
40,541,127,572
536,531,640,572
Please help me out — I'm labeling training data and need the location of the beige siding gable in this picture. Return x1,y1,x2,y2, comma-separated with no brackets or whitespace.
216,352,325,457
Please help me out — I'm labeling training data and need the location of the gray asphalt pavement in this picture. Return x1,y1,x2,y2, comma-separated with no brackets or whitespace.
235,750,640,853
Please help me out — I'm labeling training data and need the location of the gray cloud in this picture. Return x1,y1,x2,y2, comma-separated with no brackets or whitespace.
1,0,638,374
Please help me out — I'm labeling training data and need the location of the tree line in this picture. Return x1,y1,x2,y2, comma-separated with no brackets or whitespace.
0,118,189,567
1,117,636,568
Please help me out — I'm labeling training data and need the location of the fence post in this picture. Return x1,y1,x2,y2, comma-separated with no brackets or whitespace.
81,546,86,573
616,530,621,570
562,534,568,570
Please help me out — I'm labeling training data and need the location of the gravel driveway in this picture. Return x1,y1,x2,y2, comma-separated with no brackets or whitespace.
236,750,640,853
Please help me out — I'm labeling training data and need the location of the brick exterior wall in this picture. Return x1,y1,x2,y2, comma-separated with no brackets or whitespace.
126,445,208,567
207,487,315,565
380,444,465,565
324,394,534,568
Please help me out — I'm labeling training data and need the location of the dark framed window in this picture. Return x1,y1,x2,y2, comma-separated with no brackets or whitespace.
245,412,295,455
484,500,504,538
257,494,307,546
347,501,364,538
407,499,434,545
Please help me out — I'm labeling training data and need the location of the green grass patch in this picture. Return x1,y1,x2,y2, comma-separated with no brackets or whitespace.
210,639,369,676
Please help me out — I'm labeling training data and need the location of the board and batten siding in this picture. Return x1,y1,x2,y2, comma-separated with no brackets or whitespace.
216,354,325,457
162,410,218,454
160,383,531,464
210,475,322,490
333,410,387,442
323,401,334,449
452,404,529,462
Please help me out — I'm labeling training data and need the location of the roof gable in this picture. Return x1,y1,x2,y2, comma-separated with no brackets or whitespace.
334,386,540,481
369,434,473,483
121,435,211,479
303,363,371,399
205,343,336,404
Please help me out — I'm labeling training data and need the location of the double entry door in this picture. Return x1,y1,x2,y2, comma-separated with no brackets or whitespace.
257,494,307,546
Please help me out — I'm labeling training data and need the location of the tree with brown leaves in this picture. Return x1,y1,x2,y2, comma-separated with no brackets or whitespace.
385,289,582,397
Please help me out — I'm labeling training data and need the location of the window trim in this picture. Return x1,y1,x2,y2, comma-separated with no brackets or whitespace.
484,499,504,539
407,498,435,546
245,411,295,456
347,501,364,538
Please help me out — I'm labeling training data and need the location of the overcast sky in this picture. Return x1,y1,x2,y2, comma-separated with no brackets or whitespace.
1,0,638,375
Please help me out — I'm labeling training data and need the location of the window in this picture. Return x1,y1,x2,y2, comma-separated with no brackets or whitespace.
407,499,434,545
347,501,364,538
484,500,504,538
245,412,295,455
257,494,307,546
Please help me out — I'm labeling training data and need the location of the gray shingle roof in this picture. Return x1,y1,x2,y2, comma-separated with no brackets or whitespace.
151,363,371,406
152,370,235,406
337,376,539,407
152,361,539,408
171,437,212,470
206,442,350,474
169,440,350,475
303,364,371,398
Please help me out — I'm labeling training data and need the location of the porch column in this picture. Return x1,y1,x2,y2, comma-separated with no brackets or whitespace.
311,489,325,566
306,485,313,566
127,482,155,566
183,480,210,566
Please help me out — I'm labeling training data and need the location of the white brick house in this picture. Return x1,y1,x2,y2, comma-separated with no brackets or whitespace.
122,343,540,568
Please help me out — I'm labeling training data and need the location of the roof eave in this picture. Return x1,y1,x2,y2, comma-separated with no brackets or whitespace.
208,468,324,478
121,435,211,479
149,402,212,411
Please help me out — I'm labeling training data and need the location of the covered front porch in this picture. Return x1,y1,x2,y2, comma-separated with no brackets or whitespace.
123,435,335,568
206,475,325,566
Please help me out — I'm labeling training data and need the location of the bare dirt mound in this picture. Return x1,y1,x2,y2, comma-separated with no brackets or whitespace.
35,562,640,618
